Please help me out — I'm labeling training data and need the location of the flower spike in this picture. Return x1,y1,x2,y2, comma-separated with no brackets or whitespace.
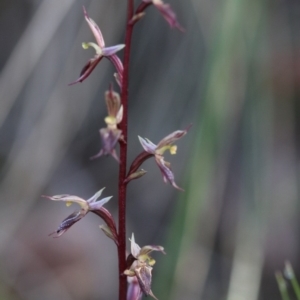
69,7,124,85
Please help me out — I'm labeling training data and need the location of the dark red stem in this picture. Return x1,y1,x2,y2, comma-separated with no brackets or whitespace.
118,0,134,299
136,1,152,14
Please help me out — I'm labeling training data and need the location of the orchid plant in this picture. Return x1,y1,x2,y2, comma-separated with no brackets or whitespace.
45,1,187,299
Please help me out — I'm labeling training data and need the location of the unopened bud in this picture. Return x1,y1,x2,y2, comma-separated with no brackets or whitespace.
130,12,146,24
124,169,147,183
100,224,117,243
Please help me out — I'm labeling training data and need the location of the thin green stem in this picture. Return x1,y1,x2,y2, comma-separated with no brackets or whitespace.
276,272,291,300
291,277,300,300
285,262,300,300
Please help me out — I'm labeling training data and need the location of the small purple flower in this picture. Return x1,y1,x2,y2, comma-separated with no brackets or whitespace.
43,188,112,237
143,0,184,31
124,233,165,300
138,128,189,190
69,7,125,85
91,88,123,162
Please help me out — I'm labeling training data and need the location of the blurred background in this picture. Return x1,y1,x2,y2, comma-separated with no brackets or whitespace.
0,0,299,299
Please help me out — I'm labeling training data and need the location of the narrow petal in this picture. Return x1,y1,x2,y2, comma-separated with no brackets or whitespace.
130,233,141,258
69,56,102,85
43,194,88,210
90,128,121,162
114,72,122,89
156,128,188,149
135,266,158,299
83,6,105,48
127,276,143,300
155,156,183,191
87,187,105,203
108,54,124,89
138,136,157,154
100,128,122,154
90,149,104,160
89,196,112,210
145,138,157,149
140,245,166,256
108,54,124,75
102,44,125,56
116,105,123,124
148,290,159,300
152,0,184,31
105,89,121,118
49,210,85,238
111,149,120,163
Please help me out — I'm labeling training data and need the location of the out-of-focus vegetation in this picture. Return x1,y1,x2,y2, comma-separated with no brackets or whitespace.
0,0,299,299
276,262,300,300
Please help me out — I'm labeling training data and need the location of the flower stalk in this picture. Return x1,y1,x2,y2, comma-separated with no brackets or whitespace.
118,0,134,298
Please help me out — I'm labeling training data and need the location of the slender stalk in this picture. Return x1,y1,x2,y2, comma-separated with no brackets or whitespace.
276,272,291,300
291,276,300,300
118,0,134,299
285,262,300,300
136,1,152,14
